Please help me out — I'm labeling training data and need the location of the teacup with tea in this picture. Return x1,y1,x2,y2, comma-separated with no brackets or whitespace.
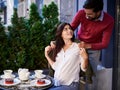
34,70,45,78
3,70,13,79
3,70,14,84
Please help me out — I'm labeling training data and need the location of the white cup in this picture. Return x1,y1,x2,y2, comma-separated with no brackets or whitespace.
3,70,13,78
18,68,30,81
34,70,43,78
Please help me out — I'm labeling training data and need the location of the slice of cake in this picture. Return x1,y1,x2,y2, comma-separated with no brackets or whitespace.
5,78,14,84
37,79,45,84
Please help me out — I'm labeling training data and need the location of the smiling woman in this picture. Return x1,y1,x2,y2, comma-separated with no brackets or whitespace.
45,22,88,90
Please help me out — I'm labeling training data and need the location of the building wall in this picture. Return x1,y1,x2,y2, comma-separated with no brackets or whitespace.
43,0,54,5
0,9,4,23
0,0,7,24
35,0,43,16
17,0,54,18
6,0,14,25
55,0,75,23
17,0,36,18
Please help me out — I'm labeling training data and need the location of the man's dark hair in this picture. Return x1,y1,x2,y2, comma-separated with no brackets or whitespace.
83,0,103,12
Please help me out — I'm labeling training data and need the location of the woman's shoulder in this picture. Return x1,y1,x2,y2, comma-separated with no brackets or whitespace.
72,42,80,48
73,39,80,45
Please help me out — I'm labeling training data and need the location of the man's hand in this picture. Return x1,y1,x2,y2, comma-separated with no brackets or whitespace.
79,41,91,49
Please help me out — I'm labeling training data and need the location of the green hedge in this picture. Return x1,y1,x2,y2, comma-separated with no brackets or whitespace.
0,2,59,73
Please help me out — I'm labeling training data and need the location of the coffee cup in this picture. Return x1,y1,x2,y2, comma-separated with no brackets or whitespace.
3,70,13,78
34,70,43,78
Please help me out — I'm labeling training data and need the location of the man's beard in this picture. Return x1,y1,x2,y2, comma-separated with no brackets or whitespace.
86,16,97,21
86,14,100,21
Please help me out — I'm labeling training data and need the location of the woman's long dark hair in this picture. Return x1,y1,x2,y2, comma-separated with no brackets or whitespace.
52,22,75,61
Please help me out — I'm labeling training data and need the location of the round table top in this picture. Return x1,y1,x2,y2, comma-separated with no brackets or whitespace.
0,74,53,90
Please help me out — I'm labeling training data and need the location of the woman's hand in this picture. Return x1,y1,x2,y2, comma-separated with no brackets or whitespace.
50,41,56,49
80,48,88,60
45,45,52,58
80,48,88,71
45,45,54,66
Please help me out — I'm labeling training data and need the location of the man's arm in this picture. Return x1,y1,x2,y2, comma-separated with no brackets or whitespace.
91,20,114,50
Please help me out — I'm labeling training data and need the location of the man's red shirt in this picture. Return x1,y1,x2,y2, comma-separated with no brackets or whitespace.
71,10,114,50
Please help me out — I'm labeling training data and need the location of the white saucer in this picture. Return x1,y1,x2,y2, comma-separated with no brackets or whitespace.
0,78,21,86
1,74,15,79
30,79,51,87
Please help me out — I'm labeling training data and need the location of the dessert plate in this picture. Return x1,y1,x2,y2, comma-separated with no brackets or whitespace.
30,79,51,87
30,74,46,79
0,78,21,86
1,74,15,79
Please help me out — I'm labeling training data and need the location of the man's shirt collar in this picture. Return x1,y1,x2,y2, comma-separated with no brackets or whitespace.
98,11,104,21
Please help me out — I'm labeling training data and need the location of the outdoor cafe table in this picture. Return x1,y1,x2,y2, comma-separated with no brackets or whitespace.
0,70,53,90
